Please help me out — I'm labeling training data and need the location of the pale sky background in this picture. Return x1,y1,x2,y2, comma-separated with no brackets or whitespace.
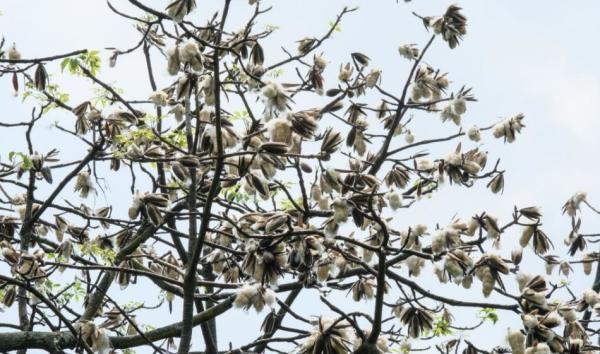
1,1,600,353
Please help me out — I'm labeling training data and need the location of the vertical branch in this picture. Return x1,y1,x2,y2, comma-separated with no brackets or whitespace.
16,111,40,354
143,42,187,260
368,35,435,176
366,195,389,345
178,2,231,353
16,171,36,354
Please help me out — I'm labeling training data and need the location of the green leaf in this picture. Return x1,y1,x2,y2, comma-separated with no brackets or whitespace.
266,68,285,78
83,50,102,76
18,153,32,170
432,317,452,337
328,20,342,32
280,197,303,211
479,307,498,324
220,183,250,203
264,24,280,32
230,110,249,122
60,50,102,76
60,58,68,72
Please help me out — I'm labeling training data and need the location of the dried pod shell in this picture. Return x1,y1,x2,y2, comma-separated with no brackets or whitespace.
34,63,48,91
3,286,16,307
258,142,288,155
487,173,504,194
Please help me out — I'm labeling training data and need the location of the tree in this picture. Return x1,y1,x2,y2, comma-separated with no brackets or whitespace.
0,1,597,353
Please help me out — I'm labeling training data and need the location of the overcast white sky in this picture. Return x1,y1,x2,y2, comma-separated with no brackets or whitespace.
2,0,600,352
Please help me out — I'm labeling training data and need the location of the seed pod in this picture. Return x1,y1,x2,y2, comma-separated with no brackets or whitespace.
431,230,445,255
315,258,332,282
95,206,111,219
480,267,495,297
175,74,194,100
297,37,317,54
320,128,343,157
54,215,69,231
31,153,43,171
559,261,572,277
171,162,189,181
399,307,434,338
149,90,169,107
11,72,18,94
260,310,276,334
110,158,120,172
1,243,19,265
117,268,130,289
299,161,312,173
165,0,196,23
16,255,38,276
8,43,21,61
115,230,132,249
223,265,240,283
515,272,531,292
167,46,181,75
250,43,264,65
178,155,200,168
66,225,89,243
351,277,376,301
143,193,169,208
108,50,118,67
351,52,370,66
462,160,481,175
331,198,349,223
267,118,292,144
540,311,562,329
323,99,345,114
34,63,48,91
594,303,600,316
143,145,165,159
582,253,594,275
461,274,473,289
386,190,403,210
583,289,599,306
95,207,111,229
532,228,553,255
365,69,381,88
506,329,525,354
326,88,342,97
487,173,504,194
290,110,319,139
40,166,53,184
247,173,269,199
519,225,534,248
545,261,556,275
520,206,542,220
169,103,185,122
511,248,523,265
264,213,289,233
128,202,141,220
258,142,288,155
56,241,73,272
3,285,16,307
310,184,322,202
32,248,45,261
72,101,91,118
146,204,163,226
